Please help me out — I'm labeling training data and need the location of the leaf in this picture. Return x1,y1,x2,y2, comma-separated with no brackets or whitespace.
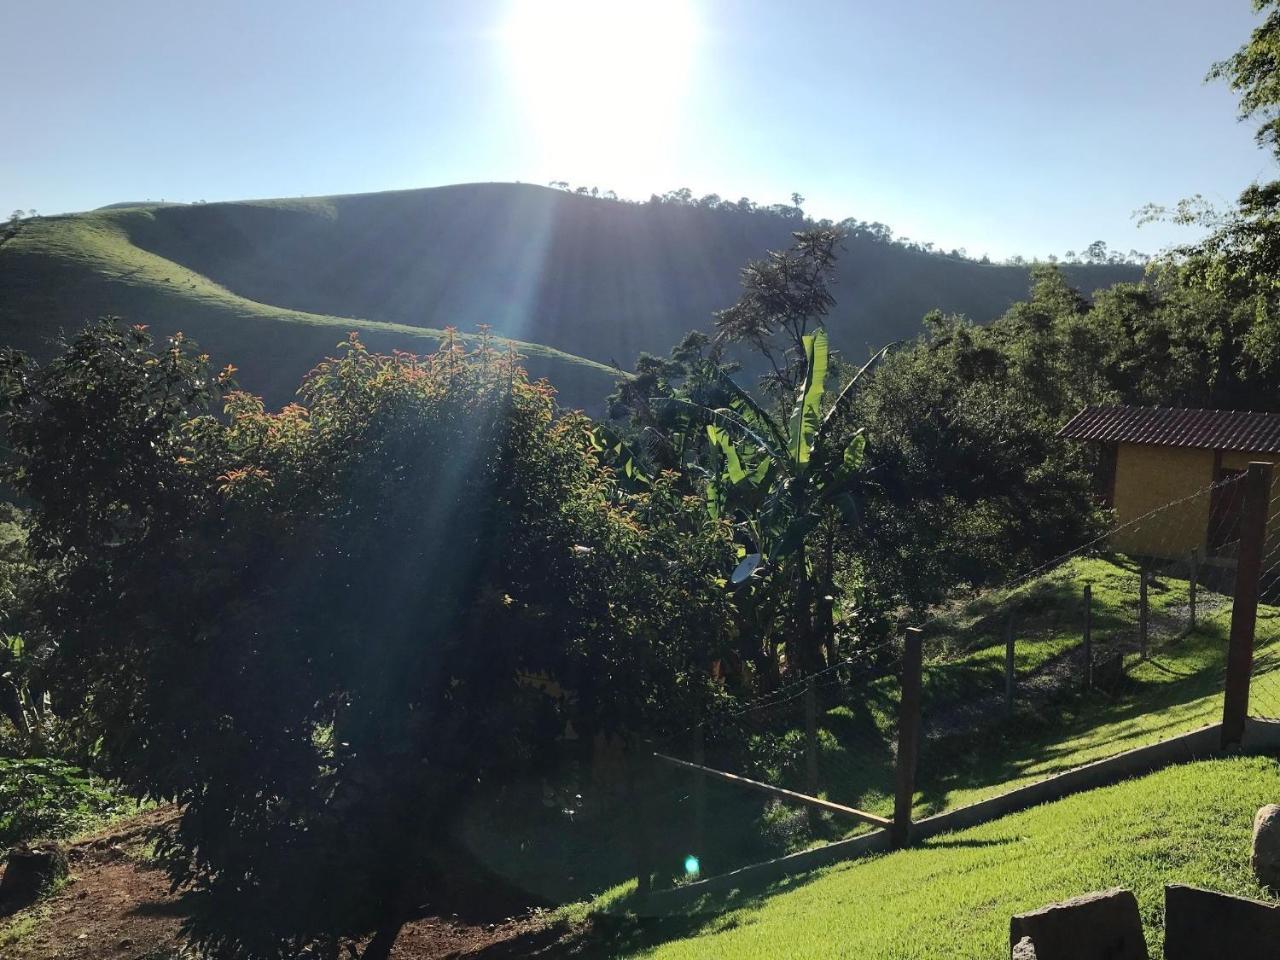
814,342,895,451
658,397,777,462
788,329,829,467
707,425,747,484
710,368,790,454
771,512,822,559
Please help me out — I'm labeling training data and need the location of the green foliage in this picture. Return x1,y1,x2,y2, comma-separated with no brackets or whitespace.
851,263,1280,612
1209,0,1280,159
0,320,736,959
0,757,128,847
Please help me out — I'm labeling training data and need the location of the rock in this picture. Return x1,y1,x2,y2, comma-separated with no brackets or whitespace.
1252,803,1280,891
1010,887,1147,960
1164,884,1280,960
1012,935,1038,959
0,842,70,905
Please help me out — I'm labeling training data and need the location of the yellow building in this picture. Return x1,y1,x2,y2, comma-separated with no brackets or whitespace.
1058,405,1280,560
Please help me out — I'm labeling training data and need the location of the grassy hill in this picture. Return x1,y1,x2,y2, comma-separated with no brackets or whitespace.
586,756,1279,959
0,183,1140,411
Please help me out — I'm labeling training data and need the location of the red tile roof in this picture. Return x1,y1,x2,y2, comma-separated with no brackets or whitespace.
1059,405,1280,453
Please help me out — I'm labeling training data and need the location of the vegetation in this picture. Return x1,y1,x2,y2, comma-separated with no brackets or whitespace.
0,321,738,959
590,757,1279,960
0,757,130,848
4,11,1280,960
0,184,1138,418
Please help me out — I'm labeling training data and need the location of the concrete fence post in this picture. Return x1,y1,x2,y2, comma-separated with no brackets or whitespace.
1222,462,1272,750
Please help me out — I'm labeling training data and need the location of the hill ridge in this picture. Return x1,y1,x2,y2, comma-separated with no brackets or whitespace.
0,182,1142,411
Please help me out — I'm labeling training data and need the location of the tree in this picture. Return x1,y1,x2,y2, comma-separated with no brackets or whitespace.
2,322,735,959
790,192,805,209
675,329,885,679
1209,0,1280,158
714,228,844,403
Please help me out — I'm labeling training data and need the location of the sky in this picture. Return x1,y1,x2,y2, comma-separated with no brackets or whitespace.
1,0,1273,261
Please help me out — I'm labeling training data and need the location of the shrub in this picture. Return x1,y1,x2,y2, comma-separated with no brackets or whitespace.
0,757,128,847
1,322,736,959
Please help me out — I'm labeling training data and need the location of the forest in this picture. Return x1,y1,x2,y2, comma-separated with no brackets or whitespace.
6,5,1280,960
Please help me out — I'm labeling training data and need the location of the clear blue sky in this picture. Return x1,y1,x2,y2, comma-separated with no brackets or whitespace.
2,0,1272,260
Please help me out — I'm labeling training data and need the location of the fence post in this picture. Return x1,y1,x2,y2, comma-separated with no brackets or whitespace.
630,749,653,900
692,711,706,862
1188,548,1199,633
1004,615,1016,717
1222,461,1272,749
892,627,924,849
804,675,819,830
1138,566,1149,660
1082,583,1093,691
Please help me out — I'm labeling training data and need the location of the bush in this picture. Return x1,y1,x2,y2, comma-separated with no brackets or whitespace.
0,757,128,847
1,322,736,959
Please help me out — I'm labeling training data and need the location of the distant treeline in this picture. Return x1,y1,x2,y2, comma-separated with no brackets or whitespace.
545,180,1150,268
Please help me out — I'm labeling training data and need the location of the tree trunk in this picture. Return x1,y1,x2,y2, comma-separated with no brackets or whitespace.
0,680,31,739
360,920,406,960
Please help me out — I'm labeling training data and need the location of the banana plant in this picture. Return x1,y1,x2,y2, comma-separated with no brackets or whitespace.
663,329,890,675
688,331,886,563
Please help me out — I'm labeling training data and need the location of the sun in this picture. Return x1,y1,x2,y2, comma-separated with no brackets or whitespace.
501,0,700,190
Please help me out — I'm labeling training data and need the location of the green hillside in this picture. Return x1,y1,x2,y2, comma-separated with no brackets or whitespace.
0,202,619,411
593,757,1279,960
0,183,1140,411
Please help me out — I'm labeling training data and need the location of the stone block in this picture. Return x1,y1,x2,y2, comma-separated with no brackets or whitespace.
1164,883,1280,960
1252,803,1280,891
1010,887,1147,960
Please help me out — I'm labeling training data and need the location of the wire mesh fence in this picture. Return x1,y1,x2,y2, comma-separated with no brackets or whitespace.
488,462,1280,906
643,646,905,885
628,466,1280,893
1240,474,1280,719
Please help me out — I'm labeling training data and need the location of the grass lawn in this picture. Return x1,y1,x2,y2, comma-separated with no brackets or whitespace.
801,555,1280,822
638,554,1280,889
589,756,1280,959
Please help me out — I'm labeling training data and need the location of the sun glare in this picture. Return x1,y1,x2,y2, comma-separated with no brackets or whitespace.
502,0,699,190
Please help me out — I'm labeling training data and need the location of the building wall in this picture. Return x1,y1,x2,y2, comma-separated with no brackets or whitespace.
1109,443,1279,559
1110,443,1214,557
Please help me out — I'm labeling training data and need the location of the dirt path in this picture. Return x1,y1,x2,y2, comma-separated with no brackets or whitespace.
0,812,565,960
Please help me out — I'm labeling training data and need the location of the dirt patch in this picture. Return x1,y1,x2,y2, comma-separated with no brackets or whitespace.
0,812,564,960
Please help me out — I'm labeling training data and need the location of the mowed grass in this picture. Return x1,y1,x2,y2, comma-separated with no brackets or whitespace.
593,756,1280,960
802,555,1280,824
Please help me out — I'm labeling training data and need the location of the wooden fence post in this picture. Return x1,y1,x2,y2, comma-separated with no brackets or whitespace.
892,627,924,849
630,750,653,899
1004,615,1016,717
1082,583,1093,691
1138,566,1149,660
692,712,706,861
1222,461,1272,749
804,675,819,830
